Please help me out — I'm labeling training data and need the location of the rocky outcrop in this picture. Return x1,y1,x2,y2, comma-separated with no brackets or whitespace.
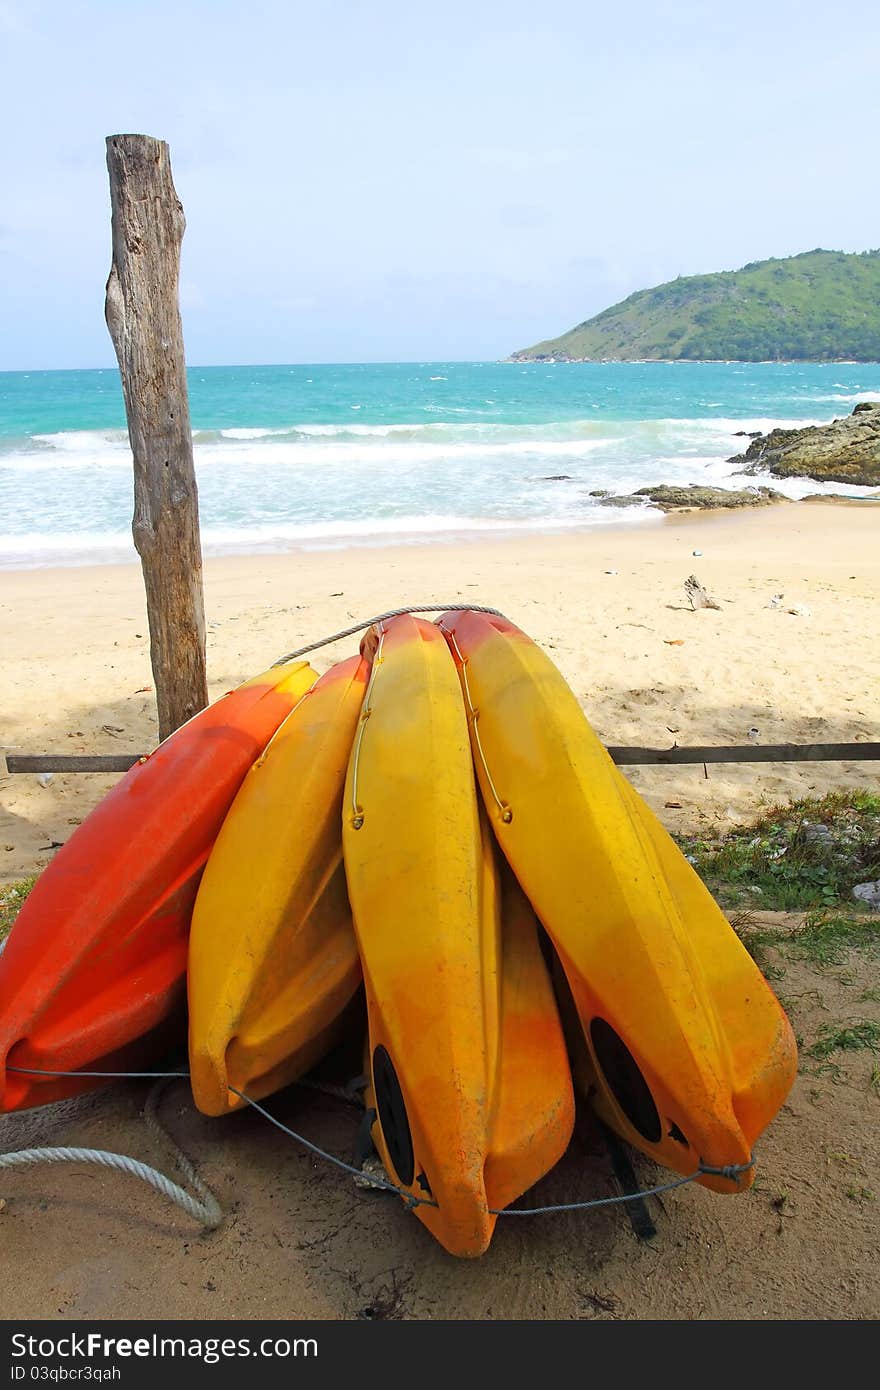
625,484,785,512
730,402,880,487
597,493,648,508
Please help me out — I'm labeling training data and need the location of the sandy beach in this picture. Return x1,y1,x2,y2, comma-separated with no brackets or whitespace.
3,502,878,885
1,501,879,1320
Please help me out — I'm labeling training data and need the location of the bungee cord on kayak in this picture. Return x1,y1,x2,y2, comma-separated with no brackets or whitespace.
3,1064,754,1228
272,603,506,666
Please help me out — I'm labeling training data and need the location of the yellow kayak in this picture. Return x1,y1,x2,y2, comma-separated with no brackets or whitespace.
614,775,797,1174
360,812,575,1230
344,616,573,1256
484,845,575,1214
438,609,796,1191
188,655,369,1117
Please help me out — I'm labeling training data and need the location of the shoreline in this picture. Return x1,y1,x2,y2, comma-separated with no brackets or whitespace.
506,356,880,365
0,510,666,575
1,493,877,577
3,502,878,886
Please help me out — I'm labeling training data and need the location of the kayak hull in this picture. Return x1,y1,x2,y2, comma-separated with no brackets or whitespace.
344,616,495,1256
346,617,574,1256
188,656,368,1116
0,662,316,1113
438,609,796,1191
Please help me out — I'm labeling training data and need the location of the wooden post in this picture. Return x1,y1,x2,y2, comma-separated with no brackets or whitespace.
104,133,208,740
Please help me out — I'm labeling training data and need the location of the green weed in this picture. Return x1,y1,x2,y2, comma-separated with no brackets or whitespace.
808,1020,880,1061
678,790,880,910
0,876,36,943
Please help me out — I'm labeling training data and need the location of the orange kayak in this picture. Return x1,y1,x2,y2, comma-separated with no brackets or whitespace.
0,661,315,1113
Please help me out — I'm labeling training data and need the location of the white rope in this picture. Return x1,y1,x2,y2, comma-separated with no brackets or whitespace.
0,1076,221,1229
0,1145,222,1228
272,603,504,666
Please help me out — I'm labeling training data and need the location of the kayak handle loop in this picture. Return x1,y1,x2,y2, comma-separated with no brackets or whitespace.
348,623,387,830
444,628,512,825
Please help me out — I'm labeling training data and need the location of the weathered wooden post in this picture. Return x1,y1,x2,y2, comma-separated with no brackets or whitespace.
104,133,208,740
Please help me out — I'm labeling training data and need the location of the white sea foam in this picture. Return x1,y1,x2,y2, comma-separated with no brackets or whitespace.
31,429,130,452
811,391,880,404
1,427,613,471
219,427,281,439
658,416,829,434
8,413,836,461
3,398,873,570
0,507,660,570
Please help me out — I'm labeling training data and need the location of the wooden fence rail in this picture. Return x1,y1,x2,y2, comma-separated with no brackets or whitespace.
5,743,880,776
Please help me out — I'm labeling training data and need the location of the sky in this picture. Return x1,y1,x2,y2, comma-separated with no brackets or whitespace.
1,0,879,369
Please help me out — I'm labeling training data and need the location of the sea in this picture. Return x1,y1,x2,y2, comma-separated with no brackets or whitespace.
1,361,878,569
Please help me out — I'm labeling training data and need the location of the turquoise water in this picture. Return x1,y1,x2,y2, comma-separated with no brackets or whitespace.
1,361,878,567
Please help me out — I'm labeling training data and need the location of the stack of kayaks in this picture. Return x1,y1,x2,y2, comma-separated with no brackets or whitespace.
0,611,797,1257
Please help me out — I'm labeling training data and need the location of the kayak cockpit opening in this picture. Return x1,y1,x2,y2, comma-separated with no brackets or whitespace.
589,1017,662,1145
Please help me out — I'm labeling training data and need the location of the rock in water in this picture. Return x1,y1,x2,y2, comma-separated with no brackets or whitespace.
632,484,785,511
729,403,880,487
597,493,649,509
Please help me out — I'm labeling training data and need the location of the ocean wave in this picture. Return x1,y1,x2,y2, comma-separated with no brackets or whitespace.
4,413,831,454
218,427,281,440
0,413,839,479
664,416,829,434
199,434,612,467
1,427,614,470
31,429,130,451
810,391,880,404
0,507,659,569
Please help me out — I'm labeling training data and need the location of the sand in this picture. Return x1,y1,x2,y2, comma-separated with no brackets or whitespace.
1,501,879,1319
3,502,879,883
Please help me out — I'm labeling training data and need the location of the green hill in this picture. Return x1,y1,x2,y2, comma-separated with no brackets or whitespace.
510,249,880,362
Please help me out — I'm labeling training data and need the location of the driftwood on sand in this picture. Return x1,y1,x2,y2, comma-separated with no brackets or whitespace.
104,133,208,741
684,574,721,610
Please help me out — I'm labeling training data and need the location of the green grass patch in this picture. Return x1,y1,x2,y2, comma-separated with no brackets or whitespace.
807,1020,880,1061
788,909,880,966
0,876,36,944
678,790,880,910
734,908,880,981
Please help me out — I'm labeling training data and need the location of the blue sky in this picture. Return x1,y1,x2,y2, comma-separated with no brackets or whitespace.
1,0,879,368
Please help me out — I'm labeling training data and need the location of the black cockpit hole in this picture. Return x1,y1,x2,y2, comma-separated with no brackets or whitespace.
372,1045,415,1187
589,1018,662,1145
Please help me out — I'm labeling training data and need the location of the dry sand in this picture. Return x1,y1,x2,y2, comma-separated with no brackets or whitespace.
3,502,878,880
1,502,879,1319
